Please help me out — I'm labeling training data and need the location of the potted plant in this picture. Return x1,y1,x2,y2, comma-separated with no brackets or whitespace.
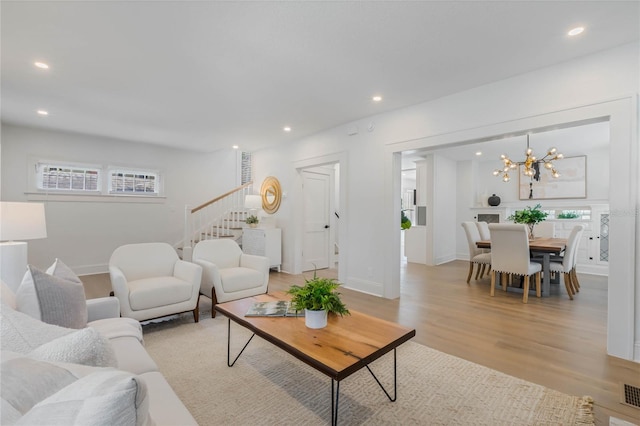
245,215,259,228
286,272,350,329
507,204,549,239
401,209,412,230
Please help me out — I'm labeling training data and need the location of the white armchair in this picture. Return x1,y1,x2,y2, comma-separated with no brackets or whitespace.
109,243,202,322
192,239,269,317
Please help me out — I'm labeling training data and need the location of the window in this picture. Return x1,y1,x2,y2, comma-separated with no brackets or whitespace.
37,163,101,192
109,169,159,195
32,160,162,200
241,152,252,185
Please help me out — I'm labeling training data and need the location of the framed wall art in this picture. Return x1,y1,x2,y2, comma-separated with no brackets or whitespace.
519,155,587,200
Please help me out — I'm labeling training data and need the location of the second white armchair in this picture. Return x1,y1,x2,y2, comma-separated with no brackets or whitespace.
192,239,270,317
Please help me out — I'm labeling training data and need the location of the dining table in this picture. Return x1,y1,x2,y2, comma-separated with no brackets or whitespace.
476,237,568,297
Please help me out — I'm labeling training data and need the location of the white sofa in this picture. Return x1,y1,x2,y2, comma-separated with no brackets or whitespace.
1,269,197,425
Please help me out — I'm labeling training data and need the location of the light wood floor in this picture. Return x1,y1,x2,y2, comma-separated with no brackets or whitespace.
83,261,640,425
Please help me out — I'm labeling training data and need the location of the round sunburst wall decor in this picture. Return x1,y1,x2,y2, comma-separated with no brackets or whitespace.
260,176,282,214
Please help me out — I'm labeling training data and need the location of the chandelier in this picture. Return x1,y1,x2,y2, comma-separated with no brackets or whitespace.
492,134,563,183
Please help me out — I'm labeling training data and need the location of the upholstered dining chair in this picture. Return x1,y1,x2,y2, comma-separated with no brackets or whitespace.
544,224,585,299
461,222,492,283
533,221,555,238
109,242,202,322
488,223,542,303
192,239,270,317
475,221,491,254
476,221,491,241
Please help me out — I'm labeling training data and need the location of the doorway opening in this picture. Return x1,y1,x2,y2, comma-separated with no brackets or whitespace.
300,163,340,274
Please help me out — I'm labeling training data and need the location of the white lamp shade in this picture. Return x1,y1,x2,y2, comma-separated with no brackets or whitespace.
244,194,262,210
0,202,47,241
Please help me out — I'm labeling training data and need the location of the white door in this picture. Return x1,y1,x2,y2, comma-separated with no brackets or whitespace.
302,170,330,271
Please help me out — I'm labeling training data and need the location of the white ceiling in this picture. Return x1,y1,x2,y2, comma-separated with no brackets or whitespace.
1,1,638,153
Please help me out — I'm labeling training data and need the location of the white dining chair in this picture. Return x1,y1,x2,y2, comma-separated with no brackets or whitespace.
476,221,491,241
534,221,555,238
461,222,492,283
544,224,585,299
488,223,541,303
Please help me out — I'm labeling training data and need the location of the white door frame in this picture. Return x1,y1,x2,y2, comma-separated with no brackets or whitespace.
292,151,348,284
385,96,638,361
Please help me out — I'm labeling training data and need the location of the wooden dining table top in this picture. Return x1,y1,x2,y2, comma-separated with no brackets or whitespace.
477,237,567,253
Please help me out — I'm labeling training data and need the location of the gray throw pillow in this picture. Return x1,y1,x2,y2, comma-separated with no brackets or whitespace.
29,266,88,329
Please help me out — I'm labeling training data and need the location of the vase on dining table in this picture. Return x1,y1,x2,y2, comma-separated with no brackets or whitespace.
527,223,535,240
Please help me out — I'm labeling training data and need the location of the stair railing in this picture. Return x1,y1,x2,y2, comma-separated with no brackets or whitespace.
181,182,253,261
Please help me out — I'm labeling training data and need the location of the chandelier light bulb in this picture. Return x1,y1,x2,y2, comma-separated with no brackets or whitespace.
493,136,563,183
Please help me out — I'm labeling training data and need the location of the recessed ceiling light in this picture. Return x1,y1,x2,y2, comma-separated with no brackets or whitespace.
232,145,239,149
37,110,49,116
34,62,49,69
372,95,382,102
475,151,482,156
283,126,291,132
568,27,585,36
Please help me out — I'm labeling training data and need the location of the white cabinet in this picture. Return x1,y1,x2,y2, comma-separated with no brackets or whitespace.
242,228,282,271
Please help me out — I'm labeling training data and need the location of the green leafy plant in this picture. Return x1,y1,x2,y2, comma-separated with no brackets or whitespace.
401,209,412,230
508,204,548,239
558,211,580,219
245,215,259,224
507,204,548,225
286,272,350,316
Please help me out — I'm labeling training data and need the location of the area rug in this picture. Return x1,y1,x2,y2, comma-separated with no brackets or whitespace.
142,314,594,425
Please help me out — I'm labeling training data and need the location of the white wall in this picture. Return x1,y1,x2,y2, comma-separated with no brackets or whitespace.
252,42,638,360
0,124,237,274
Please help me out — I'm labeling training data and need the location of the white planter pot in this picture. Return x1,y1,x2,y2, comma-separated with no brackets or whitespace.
305,309,328,329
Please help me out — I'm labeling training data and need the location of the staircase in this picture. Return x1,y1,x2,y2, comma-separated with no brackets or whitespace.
179,182,254,261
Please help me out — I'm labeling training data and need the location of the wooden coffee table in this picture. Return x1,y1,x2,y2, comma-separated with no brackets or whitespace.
215,293,416,425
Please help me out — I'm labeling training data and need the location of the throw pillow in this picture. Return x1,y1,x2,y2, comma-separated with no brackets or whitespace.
0,304,117,367
16,264,88,329
0,302,73,354
29,266,88,328
0,279,17,310
46,258,83,284
30,327,118,368
18,369,152,426
1,356,78,420
1,356,151,426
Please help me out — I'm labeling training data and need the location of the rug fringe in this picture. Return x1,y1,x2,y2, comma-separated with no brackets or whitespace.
575,395,595,425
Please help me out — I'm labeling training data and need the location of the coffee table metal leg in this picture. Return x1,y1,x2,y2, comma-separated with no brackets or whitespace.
226,318,255,367
330,348,397,425
366,348,397,402
331,379,340,426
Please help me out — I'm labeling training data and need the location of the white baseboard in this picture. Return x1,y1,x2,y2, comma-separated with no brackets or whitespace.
344,277,383,297
435,254,458,265
76,264,109,276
